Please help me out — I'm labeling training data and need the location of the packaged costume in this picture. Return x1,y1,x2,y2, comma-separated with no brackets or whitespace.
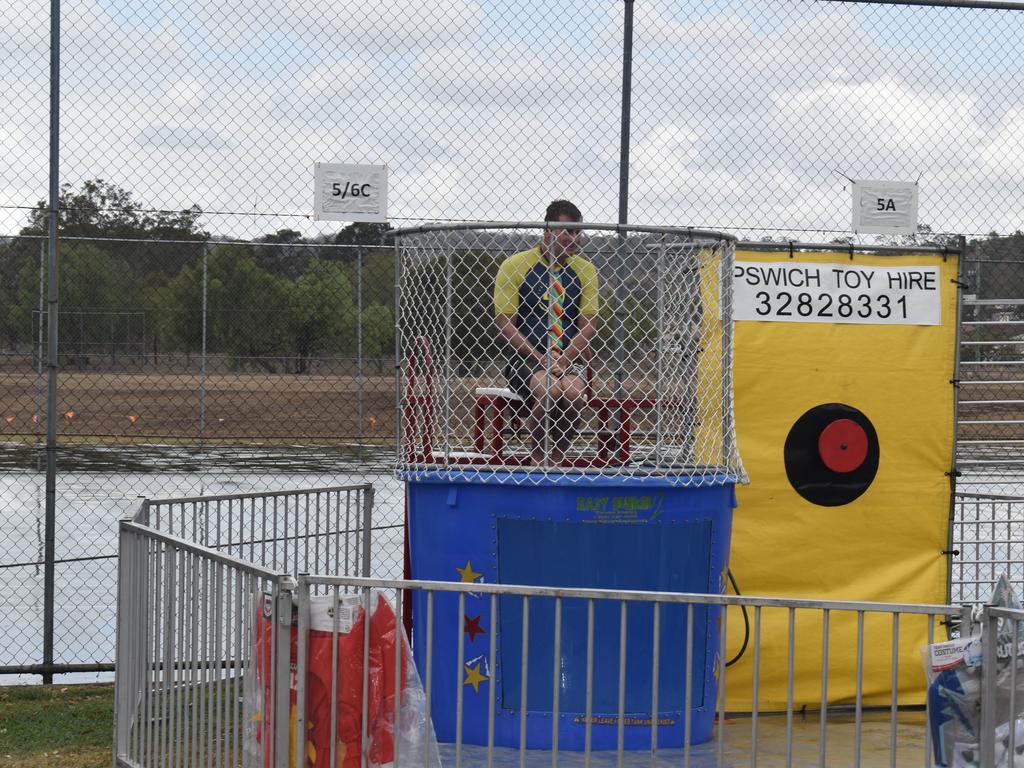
924,575,1024,767
247,590,439,768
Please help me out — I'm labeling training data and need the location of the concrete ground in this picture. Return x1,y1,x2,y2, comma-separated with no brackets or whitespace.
437,709,934,767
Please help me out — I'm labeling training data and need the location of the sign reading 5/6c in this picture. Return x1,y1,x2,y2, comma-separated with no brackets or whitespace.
313,163,388,223
332,181,370,199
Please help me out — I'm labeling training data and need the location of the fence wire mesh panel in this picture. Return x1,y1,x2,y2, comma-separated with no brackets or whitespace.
952,493,1024,606
953,241,1024,604
959,242,1024,490
0,235,48,673
0,234,402,680
396,223,744,483
5,0,1024,678
6,3,1024,239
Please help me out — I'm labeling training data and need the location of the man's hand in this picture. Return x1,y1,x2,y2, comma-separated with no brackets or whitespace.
548,348,568,377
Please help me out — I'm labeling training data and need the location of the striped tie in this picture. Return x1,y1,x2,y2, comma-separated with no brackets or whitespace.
547,266,565,352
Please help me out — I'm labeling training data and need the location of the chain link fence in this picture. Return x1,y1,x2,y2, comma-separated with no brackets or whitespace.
0,234,402,680
2,0,1024,678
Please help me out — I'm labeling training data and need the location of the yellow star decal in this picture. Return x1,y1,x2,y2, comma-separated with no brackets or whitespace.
463,662,488,694
455,560,482,583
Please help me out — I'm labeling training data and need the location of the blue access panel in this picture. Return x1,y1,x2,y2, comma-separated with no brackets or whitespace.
497,517,711,713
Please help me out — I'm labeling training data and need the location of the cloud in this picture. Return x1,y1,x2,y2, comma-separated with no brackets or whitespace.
192,0,486,51
133,126,237,151
3,1,1024,239
980,109,1024,180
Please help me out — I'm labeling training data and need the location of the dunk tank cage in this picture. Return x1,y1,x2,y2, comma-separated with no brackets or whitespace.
394,222,746,750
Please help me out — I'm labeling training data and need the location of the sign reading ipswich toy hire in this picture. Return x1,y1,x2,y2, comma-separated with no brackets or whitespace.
733,261,941,325
313,162,388,223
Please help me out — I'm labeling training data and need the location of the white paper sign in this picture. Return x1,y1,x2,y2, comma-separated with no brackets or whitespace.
852,179,918,235
313,162,388,223
733,261,941,325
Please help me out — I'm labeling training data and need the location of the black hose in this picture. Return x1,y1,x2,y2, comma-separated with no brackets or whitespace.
725,569,750,667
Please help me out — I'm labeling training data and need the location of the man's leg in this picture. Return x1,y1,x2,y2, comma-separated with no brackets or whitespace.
527,368,562,464
553,374,587,459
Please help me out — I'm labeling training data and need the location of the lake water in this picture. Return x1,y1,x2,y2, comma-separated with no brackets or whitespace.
0,442,407,684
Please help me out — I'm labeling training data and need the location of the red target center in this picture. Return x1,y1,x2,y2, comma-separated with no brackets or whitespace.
818,419,869,473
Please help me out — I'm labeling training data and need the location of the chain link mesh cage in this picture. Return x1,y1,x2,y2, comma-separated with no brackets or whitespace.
395,222,745,484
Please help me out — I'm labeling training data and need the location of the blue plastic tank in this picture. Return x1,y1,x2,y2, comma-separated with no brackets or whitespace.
407,470,736,750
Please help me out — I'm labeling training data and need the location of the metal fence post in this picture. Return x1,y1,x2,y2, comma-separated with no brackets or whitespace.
612,0,635,408
273,577,296,768
37,240,44,376
200,242,209,442
358,245,364,449
361,485,373,578
946,236,966,606
979,604,999,766
113,522,134,759
42,0,62,683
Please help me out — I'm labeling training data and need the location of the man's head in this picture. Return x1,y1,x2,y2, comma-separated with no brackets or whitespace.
542,199,582,263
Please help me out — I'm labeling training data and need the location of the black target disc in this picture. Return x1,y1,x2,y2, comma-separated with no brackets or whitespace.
784,403,879,506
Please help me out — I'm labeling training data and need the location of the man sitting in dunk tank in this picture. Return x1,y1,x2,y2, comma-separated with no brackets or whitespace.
493,200,600,464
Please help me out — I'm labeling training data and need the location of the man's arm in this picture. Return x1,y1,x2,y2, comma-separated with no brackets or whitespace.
553,314,596,374
496,314,543,364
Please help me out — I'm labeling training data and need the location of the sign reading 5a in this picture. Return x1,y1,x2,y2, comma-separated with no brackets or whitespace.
851,179,918,235
314,163,388,223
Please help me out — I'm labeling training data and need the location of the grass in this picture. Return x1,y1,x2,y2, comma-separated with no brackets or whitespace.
0,684,114,768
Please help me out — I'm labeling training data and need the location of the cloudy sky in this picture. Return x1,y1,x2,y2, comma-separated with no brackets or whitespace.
3,0,1024,239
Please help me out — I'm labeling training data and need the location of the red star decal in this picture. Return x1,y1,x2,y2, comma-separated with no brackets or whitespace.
464,614,485,642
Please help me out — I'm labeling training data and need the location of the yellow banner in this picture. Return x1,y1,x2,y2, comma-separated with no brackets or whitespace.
724,248,957,709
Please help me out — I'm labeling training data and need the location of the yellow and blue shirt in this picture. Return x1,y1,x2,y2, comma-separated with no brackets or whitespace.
494,246,599,353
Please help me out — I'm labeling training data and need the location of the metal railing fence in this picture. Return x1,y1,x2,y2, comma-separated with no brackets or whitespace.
114,516,294,768
114,484,375,768
979,605,1024,766
951,492,1024,605
140,485,374,580
116,517,972,768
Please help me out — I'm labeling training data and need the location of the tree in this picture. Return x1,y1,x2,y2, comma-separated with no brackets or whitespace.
150,260,205,357
154,244,292,370
21,178,207,241
334,222,391,247
253,229,312,280
288,258,357,373
206,245,291,369
7,242,130,366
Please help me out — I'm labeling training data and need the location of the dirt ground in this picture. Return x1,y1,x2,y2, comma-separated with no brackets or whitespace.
0,371,1020,445
0,371,397,442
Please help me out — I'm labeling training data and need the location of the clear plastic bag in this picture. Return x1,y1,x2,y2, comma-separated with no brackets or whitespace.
924,575,1024,767
247,590,441,768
